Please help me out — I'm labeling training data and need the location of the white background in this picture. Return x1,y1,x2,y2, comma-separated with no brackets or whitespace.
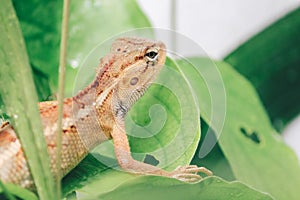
137,0,300,158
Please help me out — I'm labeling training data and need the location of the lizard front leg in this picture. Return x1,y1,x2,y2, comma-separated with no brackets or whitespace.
111,123,212,183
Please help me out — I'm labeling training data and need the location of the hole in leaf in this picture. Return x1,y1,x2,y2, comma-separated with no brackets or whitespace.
144,154,159,166
240,127,261,144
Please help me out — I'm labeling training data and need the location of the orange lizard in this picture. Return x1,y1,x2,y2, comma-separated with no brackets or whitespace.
0,37,212,190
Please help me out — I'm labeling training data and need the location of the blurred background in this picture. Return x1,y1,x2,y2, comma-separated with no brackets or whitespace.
137,0,300,158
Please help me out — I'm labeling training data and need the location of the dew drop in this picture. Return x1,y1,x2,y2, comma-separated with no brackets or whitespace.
70,59,79,68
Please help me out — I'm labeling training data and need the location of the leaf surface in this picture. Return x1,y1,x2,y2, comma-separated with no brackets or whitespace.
225,7,300,129
177,57,300,200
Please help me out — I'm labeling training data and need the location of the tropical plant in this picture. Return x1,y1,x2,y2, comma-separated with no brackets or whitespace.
0,1,299,199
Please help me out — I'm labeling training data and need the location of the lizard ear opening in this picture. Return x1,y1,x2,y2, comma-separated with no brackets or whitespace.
130,77,139,86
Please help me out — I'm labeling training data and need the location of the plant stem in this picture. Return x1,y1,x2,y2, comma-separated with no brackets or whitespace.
56,0,70,198
0,1,56,199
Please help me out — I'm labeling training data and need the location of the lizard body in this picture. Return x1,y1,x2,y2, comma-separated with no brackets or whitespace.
0,37,211,190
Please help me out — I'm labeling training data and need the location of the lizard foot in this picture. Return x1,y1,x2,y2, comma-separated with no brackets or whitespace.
170,165,213,183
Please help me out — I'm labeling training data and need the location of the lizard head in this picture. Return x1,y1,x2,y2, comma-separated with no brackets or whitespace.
109,37,166,76
110,37,167,119
73,37,166,141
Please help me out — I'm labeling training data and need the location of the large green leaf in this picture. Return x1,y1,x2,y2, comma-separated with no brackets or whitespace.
126,58,200,170
62,156,271,199
225,7,300,129
0,0,56,199
177,57,300,200
78,176,272,200
12,0,62,91
13,0,152,97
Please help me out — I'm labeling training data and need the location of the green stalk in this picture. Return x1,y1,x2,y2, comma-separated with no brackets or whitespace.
0,0,56,199
56,0,70,198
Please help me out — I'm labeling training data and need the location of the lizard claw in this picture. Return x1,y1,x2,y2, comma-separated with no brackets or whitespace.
170,165,212,183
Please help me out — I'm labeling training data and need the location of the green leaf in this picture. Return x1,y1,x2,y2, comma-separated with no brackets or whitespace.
0,183,38,200
12,0,62,90
126,57,201,170
176,57,300,200
191,120,235,181
224,7,300,129
62,154,112,196
63,157,137,197
0,1,56,199
63,157,271,199
13,0,152,96
78,176,272,200
32,66,52,101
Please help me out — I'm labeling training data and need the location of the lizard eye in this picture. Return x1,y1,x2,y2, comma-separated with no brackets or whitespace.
145,48,158,61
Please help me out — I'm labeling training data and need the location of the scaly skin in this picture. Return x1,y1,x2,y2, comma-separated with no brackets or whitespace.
0,37,212,190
